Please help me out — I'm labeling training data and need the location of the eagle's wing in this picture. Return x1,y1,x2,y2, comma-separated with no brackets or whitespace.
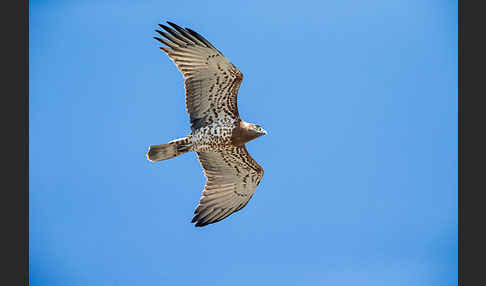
155,22,243,131
193,146,264,227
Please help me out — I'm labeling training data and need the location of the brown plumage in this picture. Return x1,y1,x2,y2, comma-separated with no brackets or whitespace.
147,21,267,227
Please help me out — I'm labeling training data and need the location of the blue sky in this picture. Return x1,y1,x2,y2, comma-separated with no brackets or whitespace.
30,0,457,285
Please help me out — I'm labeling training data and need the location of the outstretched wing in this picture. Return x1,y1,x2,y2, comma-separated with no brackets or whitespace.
155,22,243,131
193,146,264,227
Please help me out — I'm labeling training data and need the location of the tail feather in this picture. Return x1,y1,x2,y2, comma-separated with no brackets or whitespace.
147,136,193,162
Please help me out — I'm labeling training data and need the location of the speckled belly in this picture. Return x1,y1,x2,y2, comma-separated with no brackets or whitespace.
191,120,236,152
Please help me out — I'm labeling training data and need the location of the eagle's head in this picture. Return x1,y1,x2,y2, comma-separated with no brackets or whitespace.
236,121,267,145
252,124,267,136
244,122,267,138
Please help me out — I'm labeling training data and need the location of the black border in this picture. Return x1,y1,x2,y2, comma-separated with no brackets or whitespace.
460,0,486,285
2,0,28,285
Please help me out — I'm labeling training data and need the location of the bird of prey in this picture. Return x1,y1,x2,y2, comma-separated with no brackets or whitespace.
147,22,266,227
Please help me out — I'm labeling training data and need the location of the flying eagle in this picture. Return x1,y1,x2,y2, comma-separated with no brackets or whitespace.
147,22,266,227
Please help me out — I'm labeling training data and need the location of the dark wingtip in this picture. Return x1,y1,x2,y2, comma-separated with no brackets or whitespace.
154,30,165,38
185,27,211,48
185,27,196,33
159,24,173,33
166,21,181,30
194,221,207,227
166,21,191,35
192,213,211,227
158,24,171,33
166,21,177,26
153,36,164,44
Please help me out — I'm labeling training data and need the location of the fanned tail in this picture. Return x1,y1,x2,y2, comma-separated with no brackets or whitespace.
147,136,193,162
